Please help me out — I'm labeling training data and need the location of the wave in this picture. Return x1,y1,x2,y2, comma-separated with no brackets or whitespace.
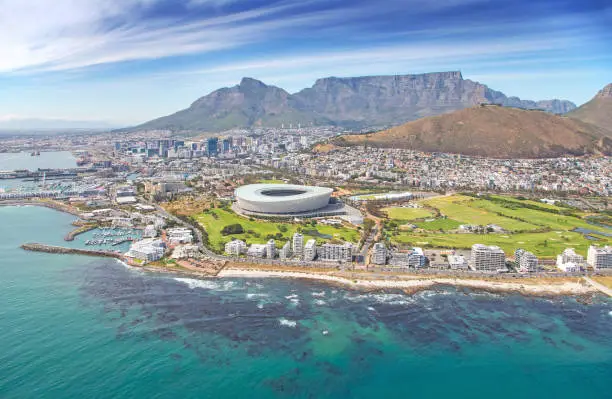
314,299,327,306
311,291,326,297
278,318,297,328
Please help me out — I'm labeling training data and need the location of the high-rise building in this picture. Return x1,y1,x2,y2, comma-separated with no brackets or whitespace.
225,240,247,255
514,249,538,273
470,244,506,272
318,243,353,262
371,243,387,265
587,245,612,270
247,244,267,258
292,233,304,258
303,239,317,261
279,241,292,260
222,138,232,153
389,247,425,269
266,239,276,259
207,137,219,156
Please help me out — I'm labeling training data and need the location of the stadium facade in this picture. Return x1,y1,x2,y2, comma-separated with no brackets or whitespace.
234,184,334,216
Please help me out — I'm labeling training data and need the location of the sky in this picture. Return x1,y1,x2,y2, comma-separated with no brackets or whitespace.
0,0,610,126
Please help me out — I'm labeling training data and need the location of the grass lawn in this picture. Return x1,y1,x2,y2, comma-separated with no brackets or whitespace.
391,230,610,258
383,206,433,220
420,195,537,231
194,208,360,252
414,218,462,231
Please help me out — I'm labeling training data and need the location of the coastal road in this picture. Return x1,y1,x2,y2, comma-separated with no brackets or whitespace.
583,277,612,297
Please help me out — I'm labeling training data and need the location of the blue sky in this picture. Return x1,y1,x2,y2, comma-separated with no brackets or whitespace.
0,0,610,125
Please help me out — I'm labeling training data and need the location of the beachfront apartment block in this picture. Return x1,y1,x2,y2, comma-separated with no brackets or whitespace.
371,243,388,265
514,249,538,273
225,239,247,256
247,244,267,258
279,241,292,260
292,233,304,259
303,239,317,261
448,254,469,270
318,242,353,262
556,248,585,272
470,244,506,272
389,248,426,269
587,245,612,270
166,227,193,245
267,239,276,259
125,238,166,263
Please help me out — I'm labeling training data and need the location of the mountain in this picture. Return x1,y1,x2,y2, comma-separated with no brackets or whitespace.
333,105,612,158
567,83,612,132
129,72,576,131
0,117,114,131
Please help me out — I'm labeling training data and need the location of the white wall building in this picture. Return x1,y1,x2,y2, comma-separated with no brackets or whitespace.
448,254,468,270
303,239,317,261
292,233,304,259
587,245,612,270
556,248,585,272
470,244,506,272
166,227,193,244
125,238,166,263
267,239,276,259
389,248,425,269
371,243,387,265
247,244,267,258
225,240,247,256
514,249,538,273
279,241,292,260
318,242,353,262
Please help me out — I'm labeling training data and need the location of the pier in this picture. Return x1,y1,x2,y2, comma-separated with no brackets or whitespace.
20,243,124,260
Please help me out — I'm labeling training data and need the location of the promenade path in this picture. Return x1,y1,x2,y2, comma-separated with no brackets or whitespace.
583,277,612,297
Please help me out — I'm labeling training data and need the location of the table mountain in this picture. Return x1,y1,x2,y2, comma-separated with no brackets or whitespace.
334,105,612,158
129,72,576,131
567,83,612,132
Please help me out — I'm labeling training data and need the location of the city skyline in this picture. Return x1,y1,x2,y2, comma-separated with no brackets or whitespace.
0,0,610,125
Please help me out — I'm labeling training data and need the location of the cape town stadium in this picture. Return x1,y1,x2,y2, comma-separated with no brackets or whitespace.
235,184,334,215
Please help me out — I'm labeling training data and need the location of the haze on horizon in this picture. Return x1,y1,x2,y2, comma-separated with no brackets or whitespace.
0,0,610,127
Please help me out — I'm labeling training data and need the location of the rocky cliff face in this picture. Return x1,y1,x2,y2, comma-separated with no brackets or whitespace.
131,72,577,131
567,83,612,134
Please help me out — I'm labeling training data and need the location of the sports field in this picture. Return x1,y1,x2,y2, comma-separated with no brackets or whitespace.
388,194,611,258
195,208,360,253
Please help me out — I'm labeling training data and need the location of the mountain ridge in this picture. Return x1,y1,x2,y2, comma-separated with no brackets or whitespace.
568,83,612,131
127,72,577,132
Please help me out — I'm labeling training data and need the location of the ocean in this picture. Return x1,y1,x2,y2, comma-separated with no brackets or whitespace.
0,151,76,171
1,205,611,398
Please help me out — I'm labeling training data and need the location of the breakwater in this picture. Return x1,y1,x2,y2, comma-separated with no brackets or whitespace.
21,243,123,259
64,224,97,241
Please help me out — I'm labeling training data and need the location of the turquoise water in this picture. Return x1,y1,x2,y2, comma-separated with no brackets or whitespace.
1,206,611,398
0,151,76,171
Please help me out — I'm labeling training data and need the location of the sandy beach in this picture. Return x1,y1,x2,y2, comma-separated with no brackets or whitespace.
218,267,597,296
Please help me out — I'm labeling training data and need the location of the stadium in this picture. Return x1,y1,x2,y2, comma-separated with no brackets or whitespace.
233,183,359,220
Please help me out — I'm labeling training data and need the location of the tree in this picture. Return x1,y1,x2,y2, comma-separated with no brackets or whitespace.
221,223,244,236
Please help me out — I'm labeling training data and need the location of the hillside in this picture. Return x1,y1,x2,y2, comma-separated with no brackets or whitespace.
568,83,612,132
334,105,612,158
128,72,576,131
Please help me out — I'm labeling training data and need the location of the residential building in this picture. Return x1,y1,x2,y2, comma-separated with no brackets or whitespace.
267,239,276,259
125,238,166,263
470,244,506,272
225,240,247,256
371,242,387,265
556,248,585,272
166,227,193,244
247,244,267,258
279,241,292,260
448,254,468,270
514,249,538,273
292,233,304,258
389,247,426,269
303,239,317,261
587,245,612,270
171,244,200,259
318,242,353,262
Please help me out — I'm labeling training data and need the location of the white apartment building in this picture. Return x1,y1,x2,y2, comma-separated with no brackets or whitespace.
225,239,247,256
514,249,538,273
587,245,612,270
318,242,353,262
166,227,193,244
470,244,506,272
125,238,166,263
292,233,304,259
279,241,292,260
371,243,387,265
389,247,425,269
247,244,267,258
303,239,317,261
556,248,585,272
448,254,468,270
266,239,276,259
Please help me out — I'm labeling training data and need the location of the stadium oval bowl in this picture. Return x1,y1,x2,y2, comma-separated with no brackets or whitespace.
235,184,333,215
